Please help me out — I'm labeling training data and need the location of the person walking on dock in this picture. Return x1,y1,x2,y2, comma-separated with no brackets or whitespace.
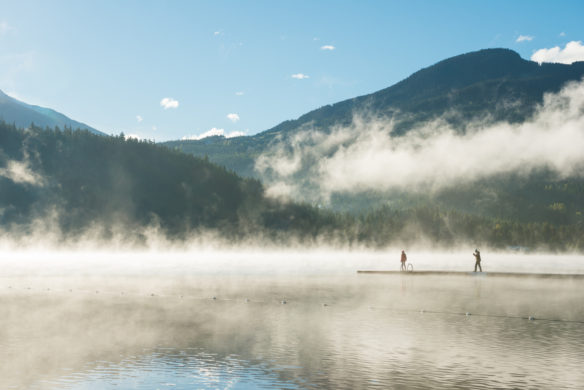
400,250,407,271
473,249,482,272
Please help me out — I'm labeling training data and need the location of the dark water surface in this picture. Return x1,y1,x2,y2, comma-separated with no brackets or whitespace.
1,273,583,389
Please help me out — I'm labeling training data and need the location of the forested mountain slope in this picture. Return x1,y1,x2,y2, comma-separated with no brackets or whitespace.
0,121,581,250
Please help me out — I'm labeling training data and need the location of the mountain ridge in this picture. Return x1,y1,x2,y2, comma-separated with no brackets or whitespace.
262,48,584,136
0,89,104,135
163,48,584,176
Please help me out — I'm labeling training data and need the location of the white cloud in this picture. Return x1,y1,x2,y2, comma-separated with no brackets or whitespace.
226,130,245,138
320,45,335,51
255,80,584,201
181,128,246,141
136,115,143,123
124,134,141,140
291,73,309,80
560,32,566,37
227,113,240,123
235,91,244,96
160,97,179,109
531,41,584,64
516,35,534,43
152,125,157,131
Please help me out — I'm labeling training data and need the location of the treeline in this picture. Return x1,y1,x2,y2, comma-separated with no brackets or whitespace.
350,206,583,251
0,121,267,239
0,121,582,251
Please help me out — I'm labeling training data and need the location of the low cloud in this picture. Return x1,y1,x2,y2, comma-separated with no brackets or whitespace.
516,35,534,43
292,73,309,80
227,113,240,123
136,115,143,123
255,80,584,201
531,41,584,64
235,91,244,96
226,130,246,138
124,134,141,140
182,128,245,141
321,45,335,51
0,160,45,186
160,97,179,109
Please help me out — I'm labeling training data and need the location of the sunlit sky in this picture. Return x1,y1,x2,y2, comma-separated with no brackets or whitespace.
1,0,584,141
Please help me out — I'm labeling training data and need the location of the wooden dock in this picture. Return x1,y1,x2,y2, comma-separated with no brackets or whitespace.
356,270,584,279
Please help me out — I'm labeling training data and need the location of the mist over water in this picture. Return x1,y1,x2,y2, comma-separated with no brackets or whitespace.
2,250,584,389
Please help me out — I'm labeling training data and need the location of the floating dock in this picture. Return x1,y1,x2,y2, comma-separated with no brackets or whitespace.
356,270,584,279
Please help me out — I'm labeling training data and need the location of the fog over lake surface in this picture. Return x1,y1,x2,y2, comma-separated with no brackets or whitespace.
1,251,583,389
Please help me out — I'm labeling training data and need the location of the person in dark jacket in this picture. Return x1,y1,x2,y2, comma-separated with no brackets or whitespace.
473,249,482,272
400,250,407,271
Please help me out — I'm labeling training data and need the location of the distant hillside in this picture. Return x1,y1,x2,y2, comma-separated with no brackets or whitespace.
0,121,352,242
0,90,104,135
164,48,584,176
0,121,581,250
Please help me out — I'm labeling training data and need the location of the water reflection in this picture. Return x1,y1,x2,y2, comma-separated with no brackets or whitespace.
1,274,583,389
40,349,302,389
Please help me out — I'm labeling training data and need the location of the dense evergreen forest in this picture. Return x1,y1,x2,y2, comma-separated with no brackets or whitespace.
0,121,582,251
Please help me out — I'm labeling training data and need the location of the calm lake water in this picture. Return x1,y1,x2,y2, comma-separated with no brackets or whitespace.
1,251,583,389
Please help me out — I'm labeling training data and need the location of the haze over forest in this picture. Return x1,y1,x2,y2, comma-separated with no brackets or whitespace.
1,48,583,251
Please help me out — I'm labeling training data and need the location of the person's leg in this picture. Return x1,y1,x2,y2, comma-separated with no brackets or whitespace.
478,262,482,272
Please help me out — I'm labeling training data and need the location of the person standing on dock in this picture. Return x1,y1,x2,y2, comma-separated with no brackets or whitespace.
473,249,482,272
400,250,407,271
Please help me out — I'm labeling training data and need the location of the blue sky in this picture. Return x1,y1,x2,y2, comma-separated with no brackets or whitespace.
1,0,583,141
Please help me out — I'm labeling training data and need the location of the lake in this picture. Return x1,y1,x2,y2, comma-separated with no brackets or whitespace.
1,250,583,389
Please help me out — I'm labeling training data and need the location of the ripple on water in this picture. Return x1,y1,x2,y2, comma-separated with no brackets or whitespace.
2,275,583,390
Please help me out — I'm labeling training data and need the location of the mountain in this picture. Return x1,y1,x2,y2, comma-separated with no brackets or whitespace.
0,89,104,135
261,48,584,136
0,121,311,240
0,49,581,249
0,121,581,250
163,48,584,176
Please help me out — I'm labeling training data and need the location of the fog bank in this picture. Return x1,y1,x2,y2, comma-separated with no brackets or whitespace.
2,250,583,277
256,79,584,202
